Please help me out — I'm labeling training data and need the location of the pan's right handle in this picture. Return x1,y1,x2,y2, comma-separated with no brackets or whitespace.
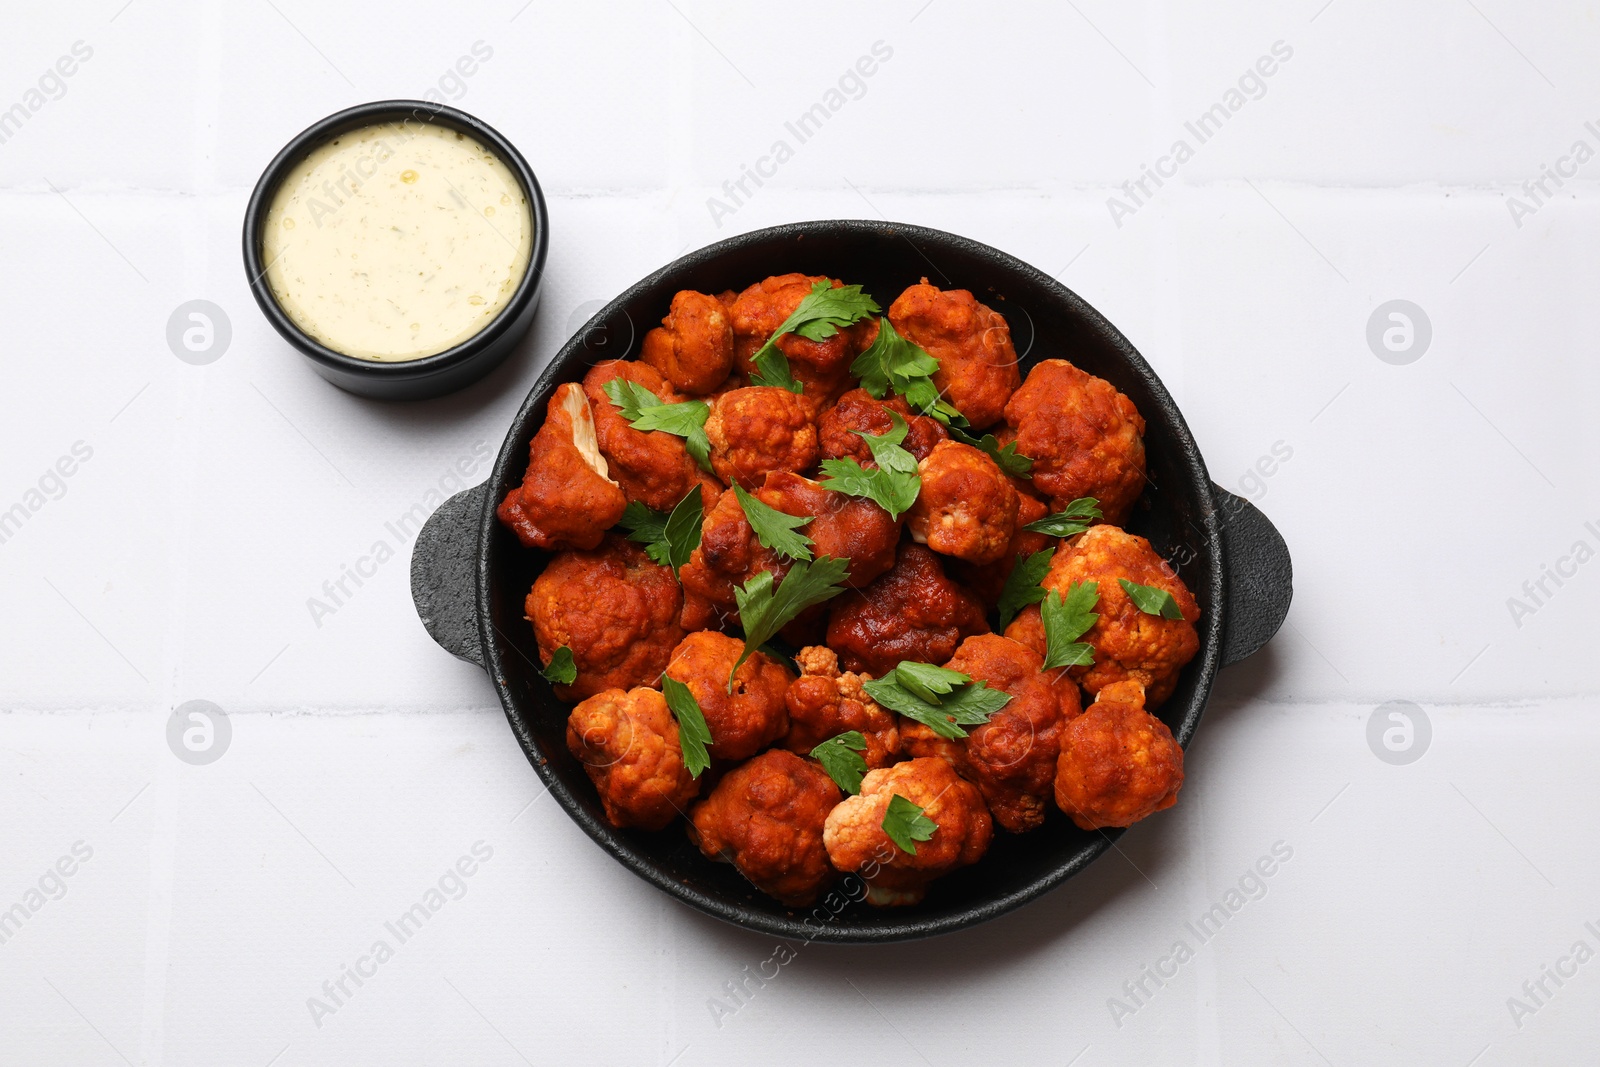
410,482,489,668
1211,484,1293,667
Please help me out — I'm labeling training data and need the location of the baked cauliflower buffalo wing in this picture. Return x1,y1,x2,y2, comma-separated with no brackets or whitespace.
887,282,1020,430
583,360,702,511
566,686,700,830
680,473,898,631
496,382,626,551
760,471,900,588
823,757,993,906
689,749,841,906
679,484,785,628
664,631,794,762
951,490,1053,604
640,289,735,396
781,645,901,769
1054,680,1182,830
1005,524,1199,708
818,388,949,465
730,274,878,405
1003,358,1146,524
900,634,1081,833
528,536,684,701
826,544,989,677
704,386,819,491
907,440,1019,566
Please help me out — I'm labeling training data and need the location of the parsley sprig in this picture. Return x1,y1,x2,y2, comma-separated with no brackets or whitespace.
810,731,868,795
540,646,577,685
861,661,1013,740
729,556,852,686
848,315,1036,477
731,484,813,561
616,488,704,579
850,317,962,423
947,423,1033,478
749,280,880,393
818,412,921,520
882,794,937,854
996,547,1054,629
1119,578,1184,619
1024,497,1101,537
662,676,713,777
601,378,714,473
1041,580,1100,669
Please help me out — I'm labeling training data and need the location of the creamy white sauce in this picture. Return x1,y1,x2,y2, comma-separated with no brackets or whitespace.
262,120,532,362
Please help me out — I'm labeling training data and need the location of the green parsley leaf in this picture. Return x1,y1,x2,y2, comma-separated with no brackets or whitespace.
881,794,938,855
731,484,813,562
662,676,713,777
818,457,921,521
946,422,1033,478
852,317,937,397
892,661,968,704
996,547,1054,629
861,667,1012,740
748,346,804,393
616,500,668,545
849,317,965,424
1024,497,1102,537
748,280,879,394
600,376,656,420
540,646,577,685
1119,578,1185,620
601,378,714,474
810,731,869,795
815,457,908,515
818,413,922,520
659,488,705,576
615,489,704,579
857,412,919,473
729,556,853,685
1041,580,1100,670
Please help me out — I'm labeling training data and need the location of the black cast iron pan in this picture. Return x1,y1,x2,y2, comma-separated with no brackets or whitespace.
410,220,1292,943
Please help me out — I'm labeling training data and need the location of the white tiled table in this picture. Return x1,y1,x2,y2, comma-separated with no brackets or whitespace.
3,3,1596,1064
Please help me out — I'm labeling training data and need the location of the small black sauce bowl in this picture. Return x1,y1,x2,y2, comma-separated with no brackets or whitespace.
242,100,549,401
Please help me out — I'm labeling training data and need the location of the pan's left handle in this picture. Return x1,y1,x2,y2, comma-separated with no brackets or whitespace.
410,482,489,667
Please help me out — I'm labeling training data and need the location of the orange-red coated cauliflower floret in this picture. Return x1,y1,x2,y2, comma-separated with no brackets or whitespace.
704,386,819,490
1054,680,1182,830
759,471,900,589
826,544,990,677
818,388,949,465
679,485,786,624
900,635,1081,833
663,631,793,761
907,440,1019,566
730,274,878,406
951,490,1053,603
781,646,901,769
496,382,626,551
566,686,699,830
528,535,684,701
689,749,842,906
640,289,735,396
1004,524,1199,708
583,360,702,511
823,757,992,906
1003,359,1147,524
887,282,1020,430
